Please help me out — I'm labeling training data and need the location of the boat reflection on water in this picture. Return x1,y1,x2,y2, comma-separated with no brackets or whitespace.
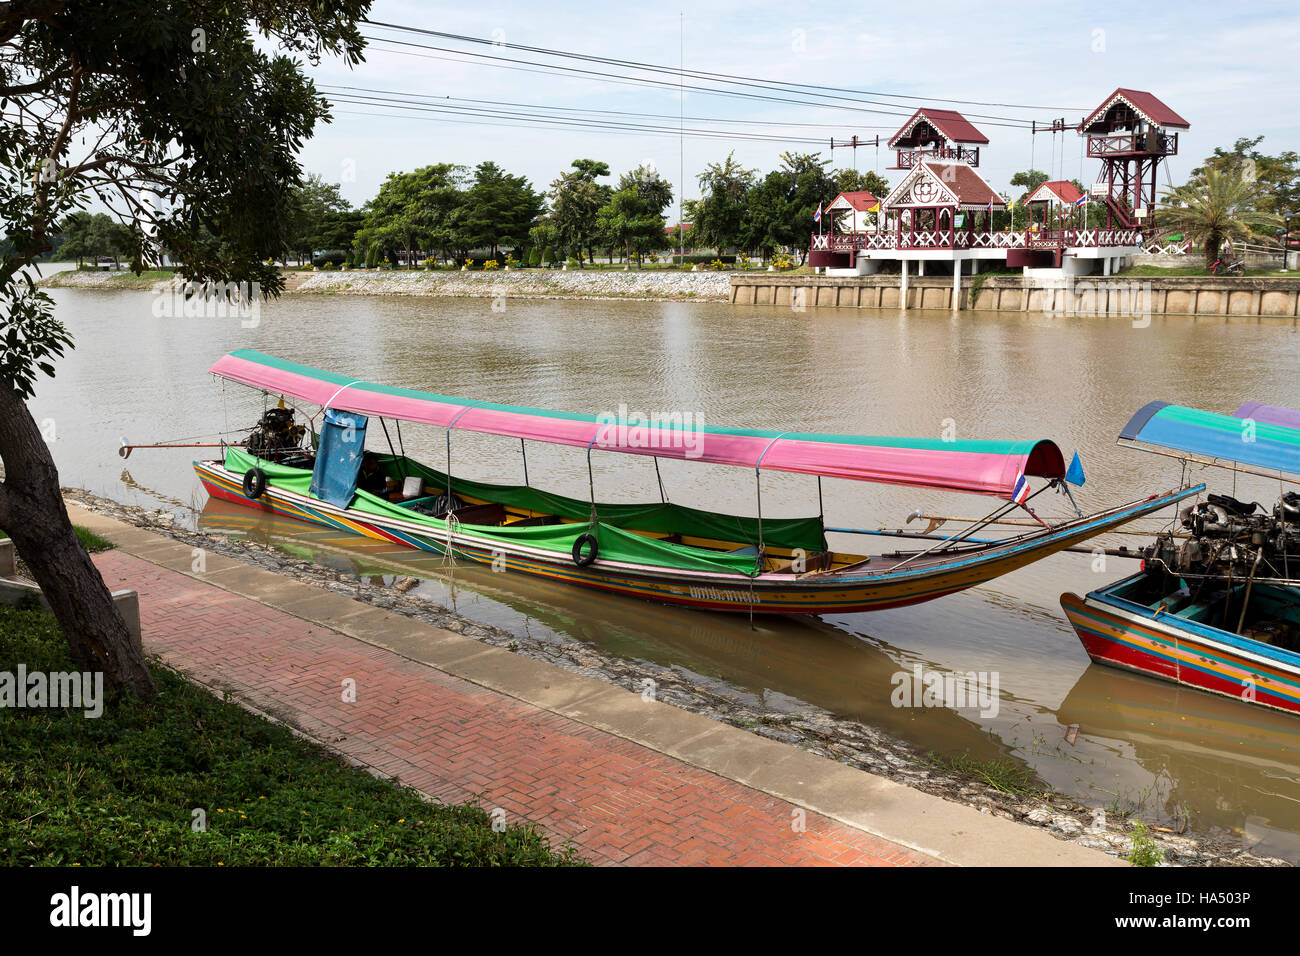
1058,663,1300,860
199,495,1300,861
197,496,1010,761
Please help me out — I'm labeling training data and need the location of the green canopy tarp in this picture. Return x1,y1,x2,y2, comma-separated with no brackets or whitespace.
224,447,826,576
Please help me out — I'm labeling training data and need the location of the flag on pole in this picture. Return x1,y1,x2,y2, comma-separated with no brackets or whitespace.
1065,451,1086,486
1010,471,1031,504
1073,194,1088,207
813,202,823,224
867,201,880,212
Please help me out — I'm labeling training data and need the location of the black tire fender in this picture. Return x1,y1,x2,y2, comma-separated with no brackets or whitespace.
243,467,268,500
572,533,598,567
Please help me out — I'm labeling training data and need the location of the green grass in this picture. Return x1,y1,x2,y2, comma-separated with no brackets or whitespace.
924,750,1046,798
0,604,586,866
73,526,114,553
0,526,114,554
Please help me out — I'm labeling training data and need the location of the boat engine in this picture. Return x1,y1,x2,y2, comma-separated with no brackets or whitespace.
246,407,307,463
1142,492,1300,583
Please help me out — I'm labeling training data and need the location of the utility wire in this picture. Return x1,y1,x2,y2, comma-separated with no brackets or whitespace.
359,34,1040,129
362,20,1089,116
327,93,834,144
320,84,897,130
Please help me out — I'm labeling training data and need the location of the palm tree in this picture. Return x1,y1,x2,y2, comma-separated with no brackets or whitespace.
1158,168,1280,268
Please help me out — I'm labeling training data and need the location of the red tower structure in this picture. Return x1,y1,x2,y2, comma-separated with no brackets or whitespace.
1079,88,1189,234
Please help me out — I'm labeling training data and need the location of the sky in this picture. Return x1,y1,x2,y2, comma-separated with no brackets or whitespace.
296,0,1300,217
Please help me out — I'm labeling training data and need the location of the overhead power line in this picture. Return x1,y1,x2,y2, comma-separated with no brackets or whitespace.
362,20,1089,117
320,84,895,132
357,34,1040,129
325,92,836,145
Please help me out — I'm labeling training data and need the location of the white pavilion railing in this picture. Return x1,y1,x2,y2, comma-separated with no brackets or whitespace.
812,228,1141,255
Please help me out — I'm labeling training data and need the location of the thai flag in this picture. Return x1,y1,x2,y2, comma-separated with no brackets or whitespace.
1011,471,1031,504
1074,194,1088,207
813,202,823,224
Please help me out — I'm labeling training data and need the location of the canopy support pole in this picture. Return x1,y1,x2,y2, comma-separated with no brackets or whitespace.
378,417,404,479
520,439,529,487
585,440,599,524
753,433,789,574
446,431,453,501
654,457,667,503
443,406,475,504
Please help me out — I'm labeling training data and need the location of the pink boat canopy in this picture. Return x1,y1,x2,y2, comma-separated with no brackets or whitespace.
210,350,1066,499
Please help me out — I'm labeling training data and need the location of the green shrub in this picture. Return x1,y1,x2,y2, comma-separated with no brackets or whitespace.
1128,821,1165,867
541,246,555,266
311,250,348,269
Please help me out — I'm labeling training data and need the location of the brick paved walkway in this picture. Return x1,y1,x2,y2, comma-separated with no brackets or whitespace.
92,549,942,867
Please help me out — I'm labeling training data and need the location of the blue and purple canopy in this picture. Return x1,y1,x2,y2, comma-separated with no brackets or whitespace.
1234,402,1300,432
1119,402,1300,477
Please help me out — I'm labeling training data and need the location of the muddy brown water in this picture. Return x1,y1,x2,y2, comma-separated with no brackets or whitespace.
28,268,1300,858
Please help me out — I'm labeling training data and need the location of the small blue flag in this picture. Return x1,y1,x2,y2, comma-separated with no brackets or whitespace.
1065,451,1086,486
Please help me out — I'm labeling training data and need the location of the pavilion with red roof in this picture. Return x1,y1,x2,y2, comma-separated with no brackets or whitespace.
879,161,1006,247
825,190,880,233
887,108,988,169
1023,180,1088,232
1025,180,1086,207
807,87,1189,299
1081,88,1187,231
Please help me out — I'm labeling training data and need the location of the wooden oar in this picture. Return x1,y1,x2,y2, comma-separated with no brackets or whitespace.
906,511,1177,535
825,526,1144,558
118,439,242,460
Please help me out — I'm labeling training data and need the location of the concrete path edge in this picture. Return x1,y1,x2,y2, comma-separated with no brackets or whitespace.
65,501,1122,867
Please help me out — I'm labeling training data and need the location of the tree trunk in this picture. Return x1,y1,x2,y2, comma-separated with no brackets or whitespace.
0,385,155,698
1205,235,1220,270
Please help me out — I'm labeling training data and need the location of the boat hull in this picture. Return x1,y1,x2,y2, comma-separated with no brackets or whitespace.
198,458,1193,616
1061,581,1300,716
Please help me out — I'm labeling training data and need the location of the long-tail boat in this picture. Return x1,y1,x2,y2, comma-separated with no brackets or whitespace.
196,350,1198,616
1062,402,1300,715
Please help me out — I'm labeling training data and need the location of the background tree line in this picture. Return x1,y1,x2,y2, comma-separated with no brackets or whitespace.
242,152,892,269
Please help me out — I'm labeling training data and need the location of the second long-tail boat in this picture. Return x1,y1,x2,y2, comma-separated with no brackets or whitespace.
1062,401,1300,715
195,350,1199,616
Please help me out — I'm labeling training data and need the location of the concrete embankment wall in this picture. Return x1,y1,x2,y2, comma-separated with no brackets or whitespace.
730,275,1300,318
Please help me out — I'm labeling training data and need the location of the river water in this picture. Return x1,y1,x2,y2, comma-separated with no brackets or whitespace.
28,265,1300,857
